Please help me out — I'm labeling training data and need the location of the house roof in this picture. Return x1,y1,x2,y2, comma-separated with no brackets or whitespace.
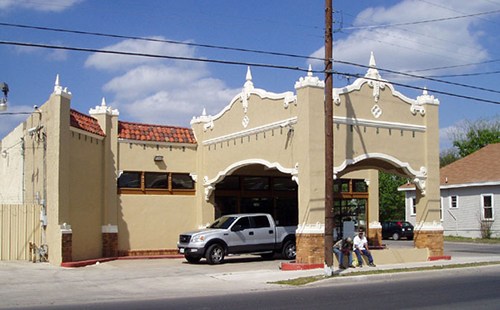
70,109,105,136
118,121,196,144
440,143,500,186
399,143,500,191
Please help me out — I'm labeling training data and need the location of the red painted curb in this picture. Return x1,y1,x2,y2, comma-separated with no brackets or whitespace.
280,261,324,271
428,255,452,261
60,255,184,268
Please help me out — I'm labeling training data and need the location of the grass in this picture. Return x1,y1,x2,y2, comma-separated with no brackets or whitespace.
270,261,500,286
444,236,500,244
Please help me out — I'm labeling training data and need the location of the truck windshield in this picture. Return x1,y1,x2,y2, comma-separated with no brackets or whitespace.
209,216,237,229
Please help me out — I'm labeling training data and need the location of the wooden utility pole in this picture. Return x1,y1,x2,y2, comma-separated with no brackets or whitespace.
324,0,335,272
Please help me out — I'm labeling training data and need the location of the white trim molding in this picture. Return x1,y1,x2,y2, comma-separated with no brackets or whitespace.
296,222,325,234
335,153,427,195
333,116,426,132
60,223,72,234
202,117,298,146
414,221,444,232
101,224,118,234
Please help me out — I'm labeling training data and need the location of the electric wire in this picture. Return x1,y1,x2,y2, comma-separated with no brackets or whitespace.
1,39,499,105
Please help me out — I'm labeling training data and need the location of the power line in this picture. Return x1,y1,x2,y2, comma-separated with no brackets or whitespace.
334,71,500,105
0,40,310,73
1,40,499,105
343,8,500,30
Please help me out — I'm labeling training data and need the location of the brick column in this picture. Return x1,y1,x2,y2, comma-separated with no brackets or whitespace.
414,222,444,257
61,224,72,262
102,225,118,257
296,233,324,264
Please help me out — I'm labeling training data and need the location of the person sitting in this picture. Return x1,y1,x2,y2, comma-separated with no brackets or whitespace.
353,228,376,267
333,237,355,269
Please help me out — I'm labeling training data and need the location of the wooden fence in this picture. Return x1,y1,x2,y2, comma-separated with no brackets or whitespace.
0,204,42,260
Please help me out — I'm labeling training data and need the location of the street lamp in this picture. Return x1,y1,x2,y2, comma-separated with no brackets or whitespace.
0,82,9,111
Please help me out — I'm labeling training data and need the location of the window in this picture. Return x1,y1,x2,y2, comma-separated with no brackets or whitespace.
450,195,458,208
411,197,417,216
118,171,141,188
118,171,195,195
482,194,494,220
243,176,269,191
253,215,271,228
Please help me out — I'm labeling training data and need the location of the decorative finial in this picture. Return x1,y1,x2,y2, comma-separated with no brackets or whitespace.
55,74,60,87
422,87,428,95
202,108,207,116
244,66,254,90
101,97,107,106
369,51,377,68
307,64,313,77
246,66,252,82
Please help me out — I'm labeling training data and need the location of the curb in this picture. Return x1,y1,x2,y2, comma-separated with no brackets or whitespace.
60,254,183,268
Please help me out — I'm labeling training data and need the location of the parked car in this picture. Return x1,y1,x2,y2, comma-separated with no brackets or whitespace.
177,213,296,264
381,221,414,240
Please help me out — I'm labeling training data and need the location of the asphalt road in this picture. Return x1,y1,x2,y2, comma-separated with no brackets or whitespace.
1,241,500,309
20,264,500,310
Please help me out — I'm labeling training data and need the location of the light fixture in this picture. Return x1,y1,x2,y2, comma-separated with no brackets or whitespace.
154,155,164,162
0,82,9,112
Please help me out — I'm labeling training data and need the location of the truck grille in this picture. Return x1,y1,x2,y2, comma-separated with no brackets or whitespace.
179,235,191,243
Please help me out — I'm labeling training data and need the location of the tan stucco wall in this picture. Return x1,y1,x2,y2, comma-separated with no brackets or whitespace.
68,132,104,261
117,142,197,251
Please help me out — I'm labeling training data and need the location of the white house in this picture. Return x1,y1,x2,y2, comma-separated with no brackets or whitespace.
400,143,500,238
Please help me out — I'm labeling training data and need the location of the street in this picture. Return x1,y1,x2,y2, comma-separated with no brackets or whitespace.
17,264,500,310
1,241,500,309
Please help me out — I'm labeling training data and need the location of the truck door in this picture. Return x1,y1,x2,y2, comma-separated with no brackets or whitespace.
249,215,275,251
228,216,252,253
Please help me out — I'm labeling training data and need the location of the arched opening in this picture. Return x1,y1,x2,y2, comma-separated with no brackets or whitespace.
213,164,298,226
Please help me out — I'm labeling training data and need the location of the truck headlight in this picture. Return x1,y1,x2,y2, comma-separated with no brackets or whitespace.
191,235,205,243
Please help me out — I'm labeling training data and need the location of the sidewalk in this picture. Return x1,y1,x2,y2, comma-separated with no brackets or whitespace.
1,248,500,309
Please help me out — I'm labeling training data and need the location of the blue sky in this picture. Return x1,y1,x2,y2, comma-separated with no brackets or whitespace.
1,0,499,150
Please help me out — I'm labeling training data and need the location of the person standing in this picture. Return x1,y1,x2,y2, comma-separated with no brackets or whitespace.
333,237,355,269
353,228,376,267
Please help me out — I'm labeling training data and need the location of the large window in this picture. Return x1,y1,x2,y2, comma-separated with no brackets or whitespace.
482,194,494,220
118,171,195,195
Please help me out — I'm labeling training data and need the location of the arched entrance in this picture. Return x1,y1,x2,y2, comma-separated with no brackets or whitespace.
213,164,299,227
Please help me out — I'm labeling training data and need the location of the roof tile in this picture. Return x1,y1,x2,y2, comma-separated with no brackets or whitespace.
70,109,105,136
118,121,196,144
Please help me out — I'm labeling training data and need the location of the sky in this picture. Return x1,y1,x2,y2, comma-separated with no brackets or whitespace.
1,0,499,151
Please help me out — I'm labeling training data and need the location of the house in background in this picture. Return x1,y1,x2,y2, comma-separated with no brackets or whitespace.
400,143,500,238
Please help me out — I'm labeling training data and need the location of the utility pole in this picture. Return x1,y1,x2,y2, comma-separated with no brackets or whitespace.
324,0,335,274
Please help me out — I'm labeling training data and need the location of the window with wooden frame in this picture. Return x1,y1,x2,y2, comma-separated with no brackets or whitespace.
482,194,494,220
118,171,195,195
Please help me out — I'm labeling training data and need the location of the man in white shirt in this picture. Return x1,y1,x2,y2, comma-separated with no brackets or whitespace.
353,228,376,267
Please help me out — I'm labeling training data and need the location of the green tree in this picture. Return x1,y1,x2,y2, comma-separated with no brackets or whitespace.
440,148,460,167
378,171,406,222
452,118,500,157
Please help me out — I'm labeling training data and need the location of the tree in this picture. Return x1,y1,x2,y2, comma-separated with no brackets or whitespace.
451,117,500,158
378,171,406,222
440,148,460,167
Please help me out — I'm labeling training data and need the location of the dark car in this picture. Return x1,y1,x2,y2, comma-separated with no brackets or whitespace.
381,221,414,240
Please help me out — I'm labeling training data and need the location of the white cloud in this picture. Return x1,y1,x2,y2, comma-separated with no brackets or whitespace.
88,37,240,127
85,37,197,72
0,0,83,12
310,0,494,76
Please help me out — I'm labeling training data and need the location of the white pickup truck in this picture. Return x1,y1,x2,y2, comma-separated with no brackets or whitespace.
177,213,296,264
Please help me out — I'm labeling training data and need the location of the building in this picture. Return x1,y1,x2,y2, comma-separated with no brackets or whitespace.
1,53,443,265
402,143,500,238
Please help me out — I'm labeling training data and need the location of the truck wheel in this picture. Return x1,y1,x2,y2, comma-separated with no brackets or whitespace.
282,240,296,260
185,255,201,264
205,244,225,264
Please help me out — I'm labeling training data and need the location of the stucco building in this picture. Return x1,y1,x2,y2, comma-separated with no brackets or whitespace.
1,53,443,265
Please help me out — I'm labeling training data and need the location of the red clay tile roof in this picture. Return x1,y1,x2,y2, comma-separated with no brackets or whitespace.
70,109,105,136
118,121,196,144
440,143,500,186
